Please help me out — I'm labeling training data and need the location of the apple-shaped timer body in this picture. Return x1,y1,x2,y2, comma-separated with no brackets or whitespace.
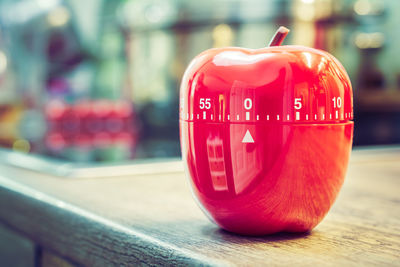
179,27,353,235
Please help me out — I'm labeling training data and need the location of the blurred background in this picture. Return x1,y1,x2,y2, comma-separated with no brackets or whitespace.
0,0,399,163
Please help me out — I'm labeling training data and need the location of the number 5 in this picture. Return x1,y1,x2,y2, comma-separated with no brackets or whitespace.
205,99,211,109
294,98,302,110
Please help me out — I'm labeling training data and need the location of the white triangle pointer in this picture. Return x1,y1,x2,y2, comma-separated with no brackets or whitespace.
242,130,254,143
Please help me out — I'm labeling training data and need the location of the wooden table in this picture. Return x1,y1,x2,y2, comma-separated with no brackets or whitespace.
0,147,399,266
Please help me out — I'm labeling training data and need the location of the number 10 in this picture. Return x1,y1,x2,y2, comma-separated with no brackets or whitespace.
332,97,342,108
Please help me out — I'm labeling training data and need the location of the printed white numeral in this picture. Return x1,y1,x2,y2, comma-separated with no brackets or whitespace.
332,97,342,108
199,98,211,109
244,98,252,110
294,98,302,110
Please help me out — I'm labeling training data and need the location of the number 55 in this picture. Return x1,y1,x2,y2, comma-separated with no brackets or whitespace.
199,98,211,109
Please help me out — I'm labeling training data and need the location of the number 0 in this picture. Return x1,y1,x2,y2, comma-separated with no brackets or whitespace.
244,98,252,110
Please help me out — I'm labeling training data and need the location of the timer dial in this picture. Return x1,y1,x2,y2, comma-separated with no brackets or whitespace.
180,46,353,124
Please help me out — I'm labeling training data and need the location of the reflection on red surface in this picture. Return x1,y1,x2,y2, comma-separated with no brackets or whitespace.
206,133,228,192
180,45,354,235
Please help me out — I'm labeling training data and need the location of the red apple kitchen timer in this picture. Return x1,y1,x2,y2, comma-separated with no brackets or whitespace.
179,26,353,235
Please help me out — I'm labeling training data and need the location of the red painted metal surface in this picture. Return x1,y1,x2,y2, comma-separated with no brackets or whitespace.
179,45,354,235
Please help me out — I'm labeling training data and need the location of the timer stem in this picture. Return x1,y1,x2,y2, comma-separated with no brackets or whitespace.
268,26,290,47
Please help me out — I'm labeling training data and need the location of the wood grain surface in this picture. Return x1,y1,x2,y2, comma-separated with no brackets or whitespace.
0,147,399,266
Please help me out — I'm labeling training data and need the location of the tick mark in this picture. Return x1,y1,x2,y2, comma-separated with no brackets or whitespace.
296,112,300,120
246,112,250,120
227,114,230,120
203,111,206,120
256,115,259,120
267,115,270,120
237,114,240,120
335,110,338,119
306,114,309,120
277,115,280,120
